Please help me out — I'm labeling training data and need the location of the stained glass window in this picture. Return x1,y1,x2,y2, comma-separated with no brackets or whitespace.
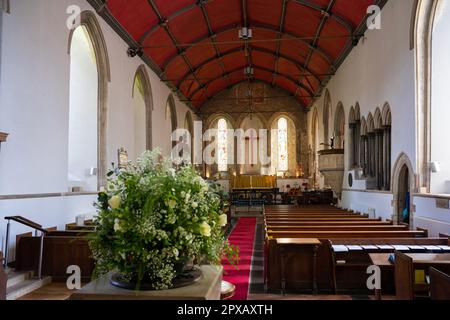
218,119,228,172
278,117,288,172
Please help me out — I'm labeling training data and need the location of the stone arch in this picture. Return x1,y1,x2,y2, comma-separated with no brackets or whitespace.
133,65,153,150
310,108,320,187
204,112,235,130
334,102,345,149
374,108,383,130
323,89,332,147
349,106,356,124
68,10,110,189
166,94,178,132
382,103,392,126
354,103,361,120
392,153,416,227
367,113,375,133
360,117,367,136
236,113,268,130
413,0,439,192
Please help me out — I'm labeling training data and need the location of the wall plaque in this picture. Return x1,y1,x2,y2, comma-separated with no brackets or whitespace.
436,198,450,210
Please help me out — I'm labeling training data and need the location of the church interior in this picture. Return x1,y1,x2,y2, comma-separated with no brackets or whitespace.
1,0,450,301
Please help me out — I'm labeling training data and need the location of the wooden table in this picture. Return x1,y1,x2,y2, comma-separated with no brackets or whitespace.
276,238,322,295
70,265,223,300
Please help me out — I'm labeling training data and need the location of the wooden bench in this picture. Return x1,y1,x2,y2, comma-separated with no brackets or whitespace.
395,252,450,300
267,230,427,239
430,267,450,300
265,221,393,226
265,225,409,232
16,231,94,282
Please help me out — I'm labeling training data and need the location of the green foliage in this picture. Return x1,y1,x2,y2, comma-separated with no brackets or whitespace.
89,150,238,290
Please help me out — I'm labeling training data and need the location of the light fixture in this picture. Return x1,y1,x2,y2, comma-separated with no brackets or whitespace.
244,66,254,77
238,27,253,40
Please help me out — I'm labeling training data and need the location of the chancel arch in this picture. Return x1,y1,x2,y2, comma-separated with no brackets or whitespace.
132,65,153,159
67,11,110,191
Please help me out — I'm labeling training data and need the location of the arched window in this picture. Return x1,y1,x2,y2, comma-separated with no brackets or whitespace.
67,11,110,190
278,117,289,172
68,26,98,192
430,2,450,193
132,66,153,159
217,118,228,172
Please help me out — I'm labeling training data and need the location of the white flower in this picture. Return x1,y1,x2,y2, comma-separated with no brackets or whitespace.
181,191,186,198
114,218,122,232
219,214,228,227
167,199,177,209
192,202,198,209
108,195,121,209
169,169,176,177
199,222,211,237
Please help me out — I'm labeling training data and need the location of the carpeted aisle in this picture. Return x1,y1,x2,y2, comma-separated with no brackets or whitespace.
222,217,257,300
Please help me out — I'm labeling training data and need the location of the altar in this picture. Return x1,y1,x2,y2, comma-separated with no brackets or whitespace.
69,265,223,300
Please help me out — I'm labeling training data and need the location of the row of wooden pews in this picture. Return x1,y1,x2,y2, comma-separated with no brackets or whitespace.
264,205,450,299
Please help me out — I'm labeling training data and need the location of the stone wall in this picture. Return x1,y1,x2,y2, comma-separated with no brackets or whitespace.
199,81,309,178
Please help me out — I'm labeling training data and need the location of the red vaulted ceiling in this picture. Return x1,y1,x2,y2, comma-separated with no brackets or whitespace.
90,0,385,109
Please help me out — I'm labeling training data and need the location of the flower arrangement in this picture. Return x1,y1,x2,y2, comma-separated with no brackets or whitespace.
89,150,238,290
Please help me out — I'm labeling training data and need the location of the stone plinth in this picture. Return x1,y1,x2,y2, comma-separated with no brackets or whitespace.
69,265,223,300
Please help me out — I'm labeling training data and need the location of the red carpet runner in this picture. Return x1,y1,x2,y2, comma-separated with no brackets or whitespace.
222,218,257,300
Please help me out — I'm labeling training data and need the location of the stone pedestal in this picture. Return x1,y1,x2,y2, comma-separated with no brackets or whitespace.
69,265,223,300
318,149,345,198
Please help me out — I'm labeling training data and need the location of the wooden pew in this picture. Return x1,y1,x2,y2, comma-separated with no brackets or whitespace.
267,230,427,239
265,220,393,226
0,252,6,300
266,217,381,222
265,225,409,232
265,236,449,294
395,252,450,300
15,231,94,282
430,267,450,300
328,237,448,294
